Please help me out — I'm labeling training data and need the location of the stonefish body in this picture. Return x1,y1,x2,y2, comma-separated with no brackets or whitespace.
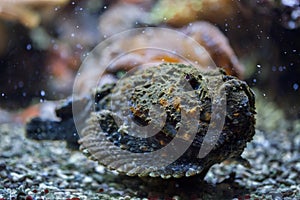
27,63,255,179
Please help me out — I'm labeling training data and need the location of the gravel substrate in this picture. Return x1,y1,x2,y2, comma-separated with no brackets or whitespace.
0,115,300,199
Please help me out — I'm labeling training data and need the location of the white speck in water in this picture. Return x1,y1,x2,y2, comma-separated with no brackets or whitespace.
18,81,24,88
22,92,26,97
1,93,5,97
278,66,285,72
53,44,58,50
72,1,75,5
253,79,257,83
40,90,46,96
76,44,83,49
26,44,32,50
71,33,75,37
293,83,299,91
54,7,59,11
282,0,298,7
76,25,79,29
257,64,261,68
288,21,297,29
163,17,167,21
103,6,107,9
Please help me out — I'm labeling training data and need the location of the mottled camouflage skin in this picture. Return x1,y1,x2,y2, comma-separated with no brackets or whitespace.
79,63,255,179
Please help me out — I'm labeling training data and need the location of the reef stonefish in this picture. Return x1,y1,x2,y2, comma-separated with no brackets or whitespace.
75,63,256,179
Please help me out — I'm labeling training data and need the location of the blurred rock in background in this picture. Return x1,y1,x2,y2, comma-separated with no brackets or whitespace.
1,0,300,122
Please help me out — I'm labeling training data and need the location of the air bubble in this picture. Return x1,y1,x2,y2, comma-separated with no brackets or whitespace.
76,44,83,49
293,83,299,91
278,66,284,72
282,0,298,7
40,90,46,96
26,44,32,50
18,81,24,88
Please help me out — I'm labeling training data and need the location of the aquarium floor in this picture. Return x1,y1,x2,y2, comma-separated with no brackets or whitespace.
0,122,300,200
